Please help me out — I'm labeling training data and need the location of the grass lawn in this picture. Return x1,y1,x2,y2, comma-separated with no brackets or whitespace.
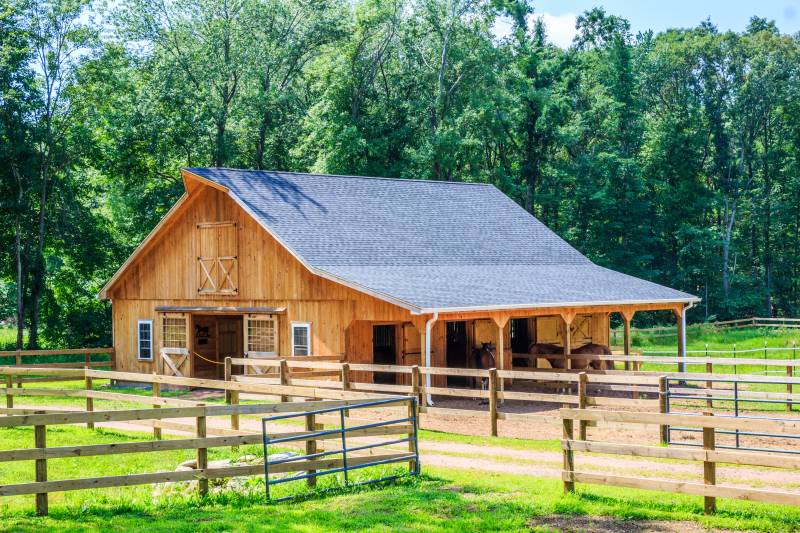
1,424,800,532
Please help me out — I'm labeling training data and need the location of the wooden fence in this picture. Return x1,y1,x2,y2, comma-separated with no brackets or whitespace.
561,408,800,512
0,348,114,386
0,395,413,516
5,355,799,441
611,316,800,342
227,357,664,437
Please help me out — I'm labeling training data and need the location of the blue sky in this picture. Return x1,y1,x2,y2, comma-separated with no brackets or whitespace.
501,1,800,47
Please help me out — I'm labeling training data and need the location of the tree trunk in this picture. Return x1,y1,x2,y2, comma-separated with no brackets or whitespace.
13,165,25,350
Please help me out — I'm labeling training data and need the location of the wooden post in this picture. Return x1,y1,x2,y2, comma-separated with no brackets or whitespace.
674,307,686,373
152,374,161,440
15,351,22,387
85,351,91,369
340,362,351,417
279,359,289,403
706,361,713,409
305,411,317,488
35,419,47,516
341,362,351,392
578,372,588,440
491,315,509,399
196,415,208,497
224,357,239,434
488,368,498,437
84,368,94,430
562,313,574,372
407,398,417,473
410,365,420,413
5,374,12,409
788,366,794,412
621,310,634,371
562,417,575,493
703,416,716,515
230,390,240,434
659,376,669,445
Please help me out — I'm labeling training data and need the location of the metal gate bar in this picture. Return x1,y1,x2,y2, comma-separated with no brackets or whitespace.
665,376,800,454
262,396,419,502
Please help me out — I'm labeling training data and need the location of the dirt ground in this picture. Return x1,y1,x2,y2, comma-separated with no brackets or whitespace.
528,515,741,533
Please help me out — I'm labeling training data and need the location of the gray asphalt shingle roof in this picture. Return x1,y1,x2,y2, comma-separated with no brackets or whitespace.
185,167,698,311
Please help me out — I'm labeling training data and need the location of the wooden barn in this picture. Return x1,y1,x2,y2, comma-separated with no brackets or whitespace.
99,168,698,383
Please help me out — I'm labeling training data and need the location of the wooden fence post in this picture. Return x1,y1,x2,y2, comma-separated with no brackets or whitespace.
489,368,497,437
152,374,161,440
34,418,47,516
706,361,713,409
578,372,588,440
341,362,351,392
5,374,12,409
84,368,94,430
341,363,351,417
488,368,498,437
659,376,669,445
196,415,208,497
279,359,289,403
305,411,317,488
703,415,716,515
407,398,417,473
562,416,575,493
224,357,239,436
15,351,22,387
410,365,420,414
788,365,794,412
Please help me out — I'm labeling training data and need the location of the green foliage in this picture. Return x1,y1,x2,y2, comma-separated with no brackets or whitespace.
4,1,800,347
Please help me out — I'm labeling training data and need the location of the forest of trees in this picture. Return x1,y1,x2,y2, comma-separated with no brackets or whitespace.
2,0,800,348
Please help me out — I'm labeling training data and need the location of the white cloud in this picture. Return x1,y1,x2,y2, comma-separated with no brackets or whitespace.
535,12,578,49
492,12,578,49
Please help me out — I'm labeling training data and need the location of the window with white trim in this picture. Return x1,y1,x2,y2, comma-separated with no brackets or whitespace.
291,323,311,356
137,320,153,360
245,315,277,356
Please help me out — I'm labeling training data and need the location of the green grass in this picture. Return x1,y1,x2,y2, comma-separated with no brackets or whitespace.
0,325,18,349
1,423,799,532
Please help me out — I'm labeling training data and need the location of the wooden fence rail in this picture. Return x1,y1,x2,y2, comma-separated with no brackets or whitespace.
0,349,114,387
0,395,412,515
560,408,800,512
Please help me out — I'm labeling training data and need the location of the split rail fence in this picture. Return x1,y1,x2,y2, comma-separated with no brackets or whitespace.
0,348,114,386
0,366,415,516
561,408,800,512
611,316,800,342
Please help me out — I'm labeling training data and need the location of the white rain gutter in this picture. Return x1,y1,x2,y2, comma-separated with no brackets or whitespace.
425,311,438,406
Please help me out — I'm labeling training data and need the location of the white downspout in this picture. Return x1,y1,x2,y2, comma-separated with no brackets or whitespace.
425,311,438,406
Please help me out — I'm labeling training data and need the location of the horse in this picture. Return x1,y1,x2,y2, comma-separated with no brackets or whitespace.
571,343,613,370
529,342,613,370
528,342,565,369
473,342,496,403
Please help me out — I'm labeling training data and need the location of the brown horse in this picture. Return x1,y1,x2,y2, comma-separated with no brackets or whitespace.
572,343,613,370
473,343,496,402
529,342,613,370
528,342,565,369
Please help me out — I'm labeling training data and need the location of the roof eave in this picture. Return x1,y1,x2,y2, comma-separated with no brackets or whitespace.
413,296,701,315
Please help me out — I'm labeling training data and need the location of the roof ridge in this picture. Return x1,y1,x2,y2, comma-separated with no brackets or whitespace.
183,167,493,187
